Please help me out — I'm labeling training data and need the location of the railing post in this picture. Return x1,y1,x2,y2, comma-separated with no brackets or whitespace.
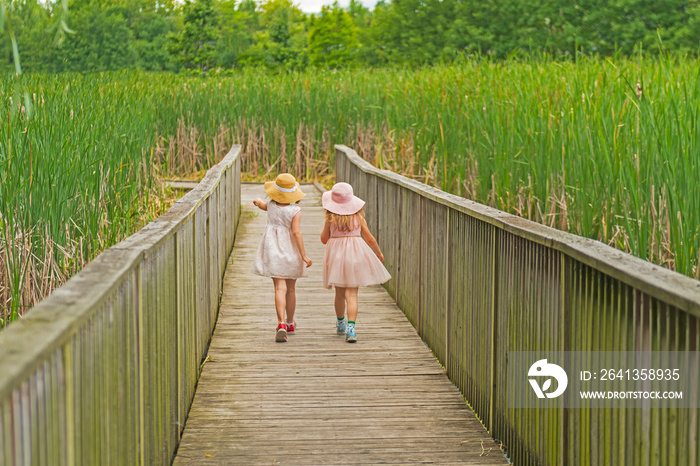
64,344,75,465
175,232,183,440
396,186,402,311
137,262,145,466
560,252,571,465
417,195,422,335
444,208,450,372
489,227,498,433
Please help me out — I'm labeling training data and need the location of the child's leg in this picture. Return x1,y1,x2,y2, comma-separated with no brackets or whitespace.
345,287,359,323
285,279,297,322
334,286,346,319
272,278,287,324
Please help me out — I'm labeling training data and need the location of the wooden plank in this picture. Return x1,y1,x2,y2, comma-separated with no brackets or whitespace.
163,180,200,191
174,183,507,465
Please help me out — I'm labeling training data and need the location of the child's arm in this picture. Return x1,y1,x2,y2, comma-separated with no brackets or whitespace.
291,212,312,267
253,198,268,210
320,219,331,245
360,218,385,262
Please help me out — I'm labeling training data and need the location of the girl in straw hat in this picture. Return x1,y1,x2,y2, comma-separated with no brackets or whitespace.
320,182,390,342
252,173,312,342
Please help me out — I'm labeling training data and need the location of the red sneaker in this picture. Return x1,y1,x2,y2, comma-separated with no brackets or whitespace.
275,323,287,342
286,321,296,333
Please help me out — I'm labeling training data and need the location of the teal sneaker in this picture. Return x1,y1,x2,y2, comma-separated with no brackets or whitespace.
336,317,347,334
345,323,357,343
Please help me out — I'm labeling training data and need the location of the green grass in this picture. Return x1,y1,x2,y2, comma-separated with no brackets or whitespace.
2,56,699,324
167,57,698,278
0,72,163,323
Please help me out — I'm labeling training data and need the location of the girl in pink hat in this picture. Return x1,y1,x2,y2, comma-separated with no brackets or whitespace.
321,182,390,342
252,173,313,342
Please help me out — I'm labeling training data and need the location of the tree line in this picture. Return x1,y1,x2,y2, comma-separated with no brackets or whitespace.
6,0,700,73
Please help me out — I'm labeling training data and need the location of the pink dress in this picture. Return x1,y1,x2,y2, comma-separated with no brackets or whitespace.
252,201,308,279
323,222,391,289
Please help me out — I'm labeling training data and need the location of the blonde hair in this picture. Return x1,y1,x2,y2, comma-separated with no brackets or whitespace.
326,207,365,232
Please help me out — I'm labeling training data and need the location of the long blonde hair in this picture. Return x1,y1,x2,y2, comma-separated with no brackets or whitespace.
326,207,365,232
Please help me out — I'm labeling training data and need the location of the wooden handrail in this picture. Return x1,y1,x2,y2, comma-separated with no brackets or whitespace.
337,144,700,465
0,145,241,465
335,145,700,316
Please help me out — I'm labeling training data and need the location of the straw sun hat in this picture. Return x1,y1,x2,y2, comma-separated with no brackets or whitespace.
264,173,306,204
322,182,365,215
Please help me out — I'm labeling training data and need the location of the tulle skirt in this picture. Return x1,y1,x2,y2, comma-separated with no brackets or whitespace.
323,237,391,289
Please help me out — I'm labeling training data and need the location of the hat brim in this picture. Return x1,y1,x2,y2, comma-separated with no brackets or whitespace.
264,181,306,204
322,191,365,215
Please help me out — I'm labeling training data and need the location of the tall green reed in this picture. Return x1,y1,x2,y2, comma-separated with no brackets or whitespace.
155,59,698,278
3,58,699,326
0,72,160,324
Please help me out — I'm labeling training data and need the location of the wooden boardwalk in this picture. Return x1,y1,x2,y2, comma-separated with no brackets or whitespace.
173,183,508,465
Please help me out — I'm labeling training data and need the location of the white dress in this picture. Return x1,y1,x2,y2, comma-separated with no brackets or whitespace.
251,201,308,279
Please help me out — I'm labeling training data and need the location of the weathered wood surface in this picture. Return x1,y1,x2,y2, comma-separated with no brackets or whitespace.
164,180,201,191
174,184,507,465
335,145,700,466
0,145,241,466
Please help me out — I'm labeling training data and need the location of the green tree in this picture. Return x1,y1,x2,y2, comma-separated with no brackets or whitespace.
667,1,700,53
94,7,138,70
227,0,264,66
309,2,360,68
168,0,220,70
241,0,308,70
215,0,261,68
369,0,453,65
53,6,137,72
346,0,376,65
132,12,177,71
1,0,55,72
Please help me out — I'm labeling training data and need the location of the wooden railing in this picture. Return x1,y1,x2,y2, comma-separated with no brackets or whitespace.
336,145,700,466
0,145,241,465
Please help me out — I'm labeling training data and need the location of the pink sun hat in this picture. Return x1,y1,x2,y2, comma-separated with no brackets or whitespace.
322,182,366,215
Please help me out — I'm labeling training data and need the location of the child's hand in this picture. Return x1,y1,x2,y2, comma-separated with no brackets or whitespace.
253,198,268,210
303,255,312,267
377,252,385,263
